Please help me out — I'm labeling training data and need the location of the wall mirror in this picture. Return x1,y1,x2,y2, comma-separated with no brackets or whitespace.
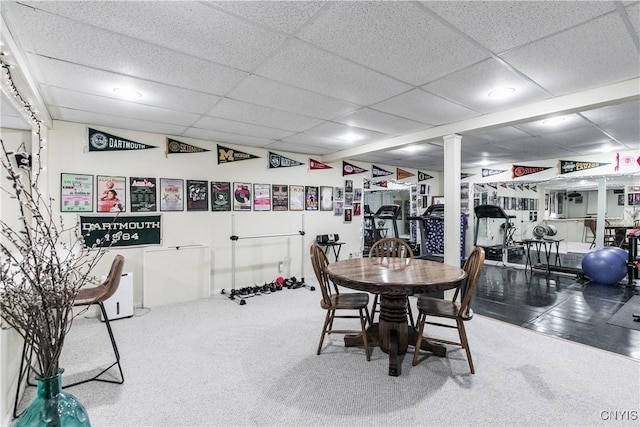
362,178,416,255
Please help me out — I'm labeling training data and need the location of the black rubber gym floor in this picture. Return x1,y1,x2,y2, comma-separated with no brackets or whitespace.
472,263,640,360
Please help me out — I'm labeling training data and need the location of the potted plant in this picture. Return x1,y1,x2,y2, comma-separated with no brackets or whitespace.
0,138,109,425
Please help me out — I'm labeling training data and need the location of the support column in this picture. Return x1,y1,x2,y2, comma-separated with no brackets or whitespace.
596,177,606,249
443,134,461,267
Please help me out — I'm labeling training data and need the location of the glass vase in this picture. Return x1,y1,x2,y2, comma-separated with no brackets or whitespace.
14,369,91,427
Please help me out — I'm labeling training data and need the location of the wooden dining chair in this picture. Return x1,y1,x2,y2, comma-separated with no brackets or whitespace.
412,246,485,374
310,243,371,361
368,237,415,325
66,254,126,388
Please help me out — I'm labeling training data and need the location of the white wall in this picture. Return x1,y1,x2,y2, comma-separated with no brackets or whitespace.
43,121,441,305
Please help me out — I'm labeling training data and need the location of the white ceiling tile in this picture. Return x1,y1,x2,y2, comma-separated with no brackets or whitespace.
191,116,294,140
627,3,640,37
580,101,640,142
334,108,429,135
28,55,220,114
0,95,31,130
44,86,202,126
181,127,274,148
211,1,325,34
266,140,330,156
514,113,589,135
424,1,615,54
542,127,618,148
423,59,551,113
19,1,285,71
297,1,489,85
52,107,188,136
461,126,534,142
372,89,477,125
281,133,355,151
303,121,385,143
0,116,32,131
253,39,412,105
2,3,247,95
207,98,323,132
501,14,640,95
226,75,359,120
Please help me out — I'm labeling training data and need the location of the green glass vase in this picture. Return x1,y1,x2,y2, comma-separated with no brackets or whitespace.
14,369,91,427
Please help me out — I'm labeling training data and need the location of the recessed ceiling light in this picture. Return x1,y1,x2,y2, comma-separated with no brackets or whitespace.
487,87,516,99
113,87,141,100
340,133,362,142
542,116,566,126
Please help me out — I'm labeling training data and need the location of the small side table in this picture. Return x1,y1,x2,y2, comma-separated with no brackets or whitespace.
523,238,563,275
318,242,345,262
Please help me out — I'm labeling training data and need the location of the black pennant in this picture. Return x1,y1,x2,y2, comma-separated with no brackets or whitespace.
268,152,304,168
166,137,210,156
88,128,157,152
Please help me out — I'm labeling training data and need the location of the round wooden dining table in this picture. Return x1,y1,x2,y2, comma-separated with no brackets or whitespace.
325,256,466,376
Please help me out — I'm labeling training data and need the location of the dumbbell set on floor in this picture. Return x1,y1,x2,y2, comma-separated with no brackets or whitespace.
221,276,313,305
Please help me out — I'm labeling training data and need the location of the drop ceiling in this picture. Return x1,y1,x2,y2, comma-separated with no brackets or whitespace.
1,1,638,172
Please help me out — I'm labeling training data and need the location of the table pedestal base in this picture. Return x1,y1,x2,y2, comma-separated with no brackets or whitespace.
344,294,446,376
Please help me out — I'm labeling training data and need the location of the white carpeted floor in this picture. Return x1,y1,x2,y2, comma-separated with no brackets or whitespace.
16,278,640,426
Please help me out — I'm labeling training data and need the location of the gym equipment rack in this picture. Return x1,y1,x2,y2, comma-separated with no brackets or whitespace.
228,214,309,305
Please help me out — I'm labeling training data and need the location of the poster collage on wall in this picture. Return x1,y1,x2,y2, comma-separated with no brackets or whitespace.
60,173,361,220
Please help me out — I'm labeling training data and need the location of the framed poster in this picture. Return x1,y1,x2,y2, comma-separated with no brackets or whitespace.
60,173,93,212
211,181,231,212
320,186,333,211
305,186,319,211
272,184,289,211
233,182,252,211
344,192,354,206
344,207,352,223
289,185,305,211
334,201,344,216
160,178,184,211
186,180,208,211
353,188,362,202
333,187,344,201
353,202,361,216
253,183,271,211
97,175,125,213
344,179,353,193
432,196,444,205
130,177,156,212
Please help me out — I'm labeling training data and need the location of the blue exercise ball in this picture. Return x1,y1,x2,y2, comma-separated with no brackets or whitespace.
581,248,627,285
598,246,628,263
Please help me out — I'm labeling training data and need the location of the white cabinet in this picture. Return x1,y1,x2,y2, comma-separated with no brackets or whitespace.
100,271,134,321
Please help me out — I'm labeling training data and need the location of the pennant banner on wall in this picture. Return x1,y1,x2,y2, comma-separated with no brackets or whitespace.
418,171,433,181
372,164,393,177
396,168,414,180
614,153,640,171
511,164,551,179
166,137,209,157
372,180,388,188
217,144,260,164
557,160,610,175
482,168,506,177
461,173,474,179
309,158,332,170
269,152,304,169
343,161,368,176
88,128,157,152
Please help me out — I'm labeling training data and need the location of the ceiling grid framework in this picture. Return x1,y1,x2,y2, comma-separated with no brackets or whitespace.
0,0,638,171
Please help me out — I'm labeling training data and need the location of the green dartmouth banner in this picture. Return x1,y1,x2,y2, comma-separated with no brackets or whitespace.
80,215,162,248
